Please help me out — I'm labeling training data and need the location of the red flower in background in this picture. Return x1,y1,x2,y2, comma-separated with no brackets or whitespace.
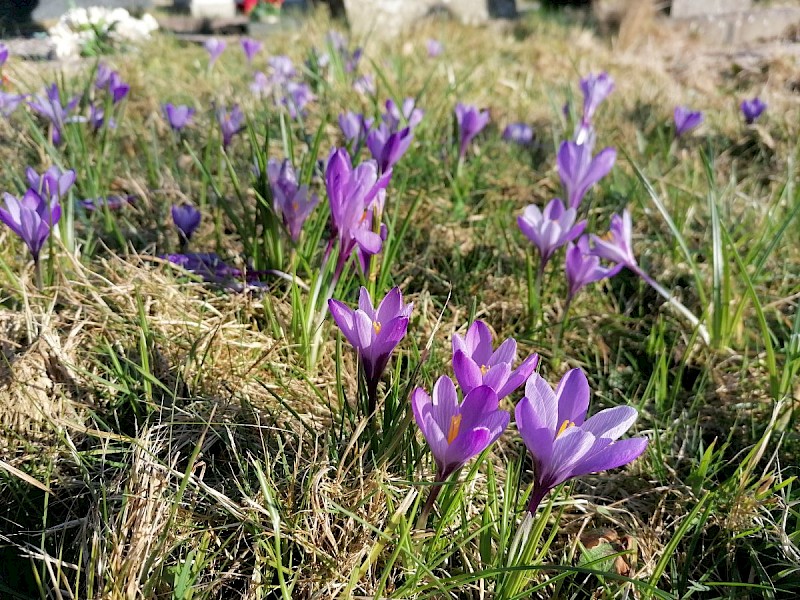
239,0,283,13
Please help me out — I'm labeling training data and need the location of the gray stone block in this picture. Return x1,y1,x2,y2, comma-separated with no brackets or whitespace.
676,7,800,45
671,0,751,19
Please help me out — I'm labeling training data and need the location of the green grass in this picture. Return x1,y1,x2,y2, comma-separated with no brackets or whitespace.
0,7,799,599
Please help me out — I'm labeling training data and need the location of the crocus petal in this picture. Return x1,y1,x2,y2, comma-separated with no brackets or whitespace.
430,375,460,436
496,352,539,399
554,368,590,428
580,405,639,442
522,373,559,432
442,427,490,476
482,362,511,393
376,287,402,324
453,351,483,394
328,299,360,349
357,286,376,319
489,337,516,367
570,437,648,478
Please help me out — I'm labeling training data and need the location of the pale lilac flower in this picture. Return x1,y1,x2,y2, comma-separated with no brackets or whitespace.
426,39,443,58
171,203,202,243
204,38,226,68
455,103,490,160
518,198,586,267
240,38,262,63
0,189,61,261
163,103,195,131
353,75,376,96
329,286,412,406
250,72,270,97
741,97,766,125
412,376,508,481
0,92,25,117
516,368,648,514
579,72,614,126
217,104,245,148
589,209,637,268
26,166,76,202
367,124,412,173
565,236,622,301
452,320,539,401
384,98,424,131
268,56,296,84
557,140,616,209
339,111,373,146
673,106,703,137
503,122,534,146
267,158,319,242
283,82,314,119
28,83,80,146
95,62,113,89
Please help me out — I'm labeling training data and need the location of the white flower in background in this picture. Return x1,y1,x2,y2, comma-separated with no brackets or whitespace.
49,7,159,58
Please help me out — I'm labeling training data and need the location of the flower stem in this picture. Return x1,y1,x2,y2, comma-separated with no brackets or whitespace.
552,296,573,365
415,475,445,530
632,265,710,345
528,257,545,331
33,256,43,291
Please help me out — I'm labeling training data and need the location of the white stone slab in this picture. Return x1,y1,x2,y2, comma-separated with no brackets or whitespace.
671,0,752,19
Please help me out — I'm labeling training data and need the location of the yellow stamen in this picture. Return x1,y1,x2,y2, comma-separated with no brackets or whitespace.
600,231,614,241
373,321,381,335
557,419,574,437
480,364,488,375
447,414,462,444
291,201,299,212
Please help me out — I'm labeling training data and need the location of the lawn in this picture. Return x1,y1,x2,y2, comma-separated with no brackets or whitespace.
0,6,798,599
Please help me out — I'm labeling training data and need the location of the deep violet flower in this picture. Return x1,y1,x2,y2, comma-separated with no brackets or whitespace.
517,198,586,267
267,158,319,242
741,97,766,124
565,236,622,301
412,375,508,481
455,103,490,160
0,44,8,68
0,188,61,262
163,103,195,131
328,286,412,410
557,140,616,209
673,106,704,137
452,320,539,401
240,38,262,63
502,122,534,146
204,38,226,68
217,104,245,148
28,83,80,146
79,195,135,211
107,72,130,104
384,98,424,132
516,368,648,514
163,252,240,285
366,124,413,173
171,203,202,244
88,104,115,131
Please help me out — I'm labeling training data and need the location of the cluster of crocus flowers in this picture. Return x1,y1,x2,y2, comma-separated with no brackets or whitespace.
95,63,130,104
250,55,314,120
267,158,319,243
455,103,490,161
329,287,412,414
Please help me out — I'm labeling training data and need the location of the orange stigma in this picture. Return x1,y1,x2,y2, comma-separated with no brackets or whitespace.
373,321,381,334
480,364,488,375
447,414,462,444
600,231,614,242
557,419,574,437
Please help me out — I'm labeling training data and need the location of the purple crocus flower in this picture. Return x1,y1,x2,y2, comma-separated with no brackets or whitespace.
455,103,490,160
163,252,240,285
339,111,373,146
557,140,616,209
28,83,80,146
384,98,424,132
267,158,320,242
0,44,8,68
163,103,195,131
353,75,376,96
325,148,391,275
95,62,113,89
79,195,135,211
589,209,637,269
426,39,443,58
579,72,614,126
88,104,115,131
673,106,703,137
565,236,622,301
108,72,130,104
367,124,413,173
0,188,61,261
516,368,648,514
741,97,766,125
345,47,362,73
328,286,412,408
283,82,314,119
240,38,262,63
412,376,509,481
171,204,202,244
503,122,534,146
452,320,539,401
26,166,76,202
518,198,586,267
0,92,26,117
268,56,296,85
217,104,245,148
204,38,226,68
